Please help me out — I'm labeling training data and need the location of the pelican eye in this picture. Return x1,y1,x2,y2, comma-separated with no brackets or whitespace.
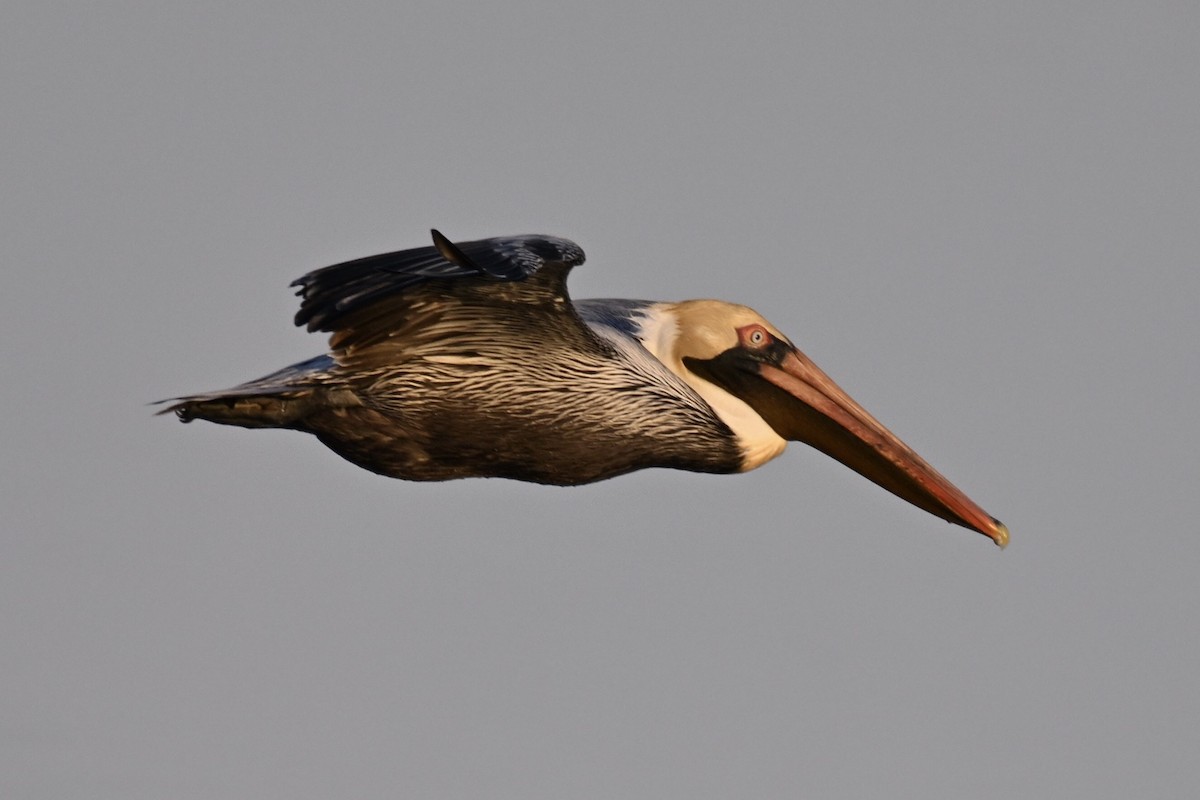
739,324,773,350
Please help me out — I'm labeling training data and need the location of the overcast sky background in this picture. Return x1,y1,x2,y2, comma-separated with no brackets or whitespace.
3,2,1198,798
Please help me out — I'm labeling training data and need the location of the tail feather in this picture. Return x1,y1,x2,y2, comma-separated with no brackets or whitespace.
156,354,352,429
157,388,321,428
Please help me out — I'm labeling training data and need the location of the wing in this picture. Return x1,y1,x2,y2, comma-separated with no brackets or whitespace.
291,230,587,352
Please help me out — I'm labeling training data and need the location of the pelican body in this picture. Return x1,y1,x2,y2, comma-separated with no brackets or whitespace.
163,231,1008,546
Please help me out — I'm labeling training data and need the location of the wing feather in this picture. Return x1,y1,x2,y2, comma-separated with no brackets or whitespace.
289,230,586,352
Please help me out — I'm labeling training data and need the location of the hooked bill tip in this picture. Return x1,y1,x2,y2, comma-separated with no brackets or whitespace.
990,519,1010,549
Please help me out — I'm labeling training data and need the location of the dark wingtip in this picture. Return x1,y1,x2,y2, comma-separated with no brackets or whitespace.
430,229,461,264
431,229,488,274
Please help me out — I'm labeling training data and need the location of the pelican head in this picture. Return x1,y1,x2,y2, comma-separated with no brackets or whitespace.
651,300,1008,547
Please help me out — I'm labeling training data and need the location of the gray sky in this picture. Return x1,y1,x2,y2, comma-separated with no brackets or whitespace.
3,2,1198,797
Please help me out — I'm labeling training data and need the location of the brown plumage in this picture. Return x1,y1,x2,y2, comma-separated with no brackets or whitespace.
162,230,1009,546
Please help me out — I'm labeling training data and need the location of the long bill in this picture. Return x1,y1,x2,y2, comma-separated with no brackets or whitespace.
757,349,1008,547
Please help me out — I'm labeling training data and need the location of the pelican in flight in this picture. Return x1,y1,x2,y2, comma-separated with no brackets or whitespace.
162,230,1008,547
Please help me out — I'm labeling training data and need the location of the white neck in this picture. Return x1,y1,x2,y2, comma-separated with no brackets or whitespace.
634,304,787,471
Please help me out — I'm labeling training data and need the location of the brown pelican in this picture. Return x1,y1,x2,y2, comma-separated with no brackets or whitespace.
162,230,1008,547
